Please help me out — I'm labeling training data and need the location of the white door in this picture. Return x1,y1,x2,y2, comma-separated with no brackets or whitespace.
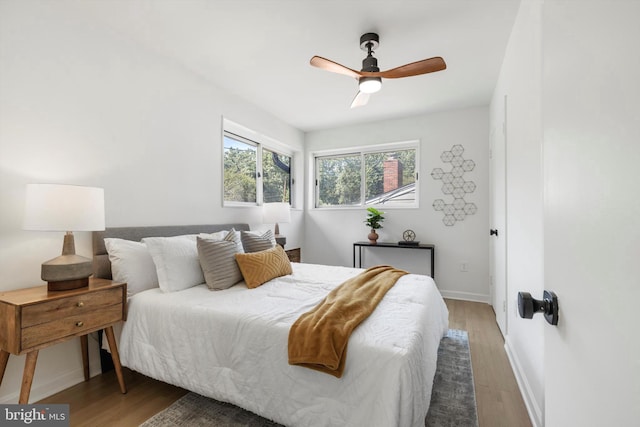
490,96,507,336
543,1,640,425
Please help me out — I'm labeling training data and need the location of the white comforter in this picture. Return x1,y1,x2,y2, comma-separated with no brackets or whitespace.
119,263,449,427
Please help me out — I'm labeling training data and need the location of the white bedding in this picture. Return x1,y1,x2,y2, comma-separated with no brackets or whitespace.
119,262,449,427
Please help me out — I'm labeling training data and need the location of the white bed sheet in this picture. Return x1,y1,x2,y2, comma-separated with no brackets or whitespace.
119,263,449,427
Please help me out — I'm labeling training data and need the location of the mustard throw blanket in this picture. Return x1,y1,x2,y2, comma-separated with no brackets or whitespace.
288,265,409,378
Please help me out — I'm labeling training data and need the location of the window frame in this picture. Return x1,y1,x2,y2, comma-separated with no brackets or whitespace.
222,119,293,208
312,140,420,210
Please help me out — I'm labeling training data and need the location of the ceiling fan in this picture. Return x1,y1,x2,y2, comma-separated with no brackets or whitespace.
310,33,446,108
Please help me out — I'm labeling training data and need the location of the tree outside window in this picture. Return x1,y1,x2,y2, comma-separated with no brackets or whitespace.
315,145,417,208
223,132,291,205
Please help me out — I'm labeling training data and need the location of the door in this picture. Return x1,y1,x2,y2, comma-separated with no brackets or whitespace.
543,1,640,425
490,96,507,336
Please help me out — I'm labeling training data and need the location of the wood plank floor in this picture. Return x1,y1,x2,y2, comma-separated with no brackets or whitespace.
446,299,532,427
38,299,532,427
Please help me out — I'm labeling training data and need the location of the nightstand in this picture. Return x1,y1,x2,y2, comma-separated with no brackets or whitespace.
0,278,127,403
285,247,301,263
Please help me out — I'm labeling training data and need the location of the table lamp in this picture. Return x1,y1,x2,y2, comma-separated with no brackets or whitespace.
263,202,291,248
24,184,105,291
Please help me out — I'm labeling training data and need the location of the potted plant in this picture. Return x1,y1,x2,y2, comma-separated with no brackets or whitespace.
364,207,385,244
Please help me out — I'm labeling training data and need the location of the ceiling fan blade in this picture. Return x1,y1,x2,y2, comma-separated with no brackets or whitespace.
310,56,362,79
361,57,447,79
350,91,370,109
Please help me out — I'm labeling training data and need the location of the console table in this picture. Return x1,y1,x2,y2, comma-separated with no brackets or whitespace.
353,241,435,279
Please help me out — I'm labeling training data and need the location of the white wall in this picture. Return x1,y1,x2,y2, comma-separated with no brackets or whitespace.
490,1,545,426
0,1,304,403
304,107,490,302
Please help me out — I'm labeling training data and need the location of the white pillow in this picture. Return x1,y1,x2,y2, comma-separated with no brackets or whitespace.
200,230,227,240
104,238,159,297
142,235,204,293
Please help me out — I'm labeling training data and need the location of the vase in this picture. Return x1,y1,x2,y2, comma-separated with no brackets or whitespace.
368,229,379,244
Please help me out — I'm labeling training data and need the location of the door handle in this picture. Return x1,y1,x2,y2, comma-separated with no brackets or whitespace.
517,290,559,325
490,229,499,236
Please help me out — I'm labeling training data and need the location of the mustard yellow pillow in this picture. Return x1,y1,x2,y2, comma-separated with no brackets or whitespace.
235,245,292,289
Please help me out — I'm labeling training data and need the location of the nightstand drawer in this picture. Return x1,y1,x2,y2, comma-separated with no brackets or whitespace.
21,304,123,350
21,288,123,328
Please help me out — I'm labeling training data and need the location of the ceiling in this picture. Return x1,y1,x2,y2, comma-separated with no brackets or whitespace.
78,0,520,132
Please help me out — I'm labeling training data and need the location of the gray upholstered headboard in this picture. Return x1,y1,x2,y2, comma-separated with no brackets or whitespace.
92,223,251,280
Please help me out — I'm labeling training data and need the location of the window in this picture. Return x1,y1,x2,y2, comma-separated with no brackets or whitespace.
223,129,291,206
315,143,418,208
223,134,258,203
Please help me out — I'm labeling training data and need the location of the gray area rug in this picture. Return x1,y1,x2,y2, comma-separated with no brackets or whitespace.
140,329,478,427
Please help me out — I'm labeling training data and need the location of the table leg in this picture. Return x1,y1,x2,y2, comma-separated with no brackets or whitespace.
104,326,127,394
81,335,90,381
19,350,38,404
0,350,9,387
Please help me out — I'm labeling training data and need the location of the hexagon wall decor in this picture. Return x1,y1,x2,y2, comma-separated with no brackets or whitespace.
431,144,476,226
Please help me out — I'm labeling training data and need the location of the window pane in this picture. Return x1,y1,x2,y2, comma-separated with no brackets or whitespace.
263,148,291,203
223,135,257,203
317,154,361,207
365,149,416,205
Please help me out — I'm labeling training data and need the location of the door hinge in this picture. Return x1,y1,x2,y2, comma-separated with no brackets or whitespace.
503,300,507,312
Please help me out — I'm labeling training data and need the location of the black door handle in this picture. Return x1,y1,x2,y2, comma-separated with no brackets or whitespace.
518,290,559,325
490,229,499,236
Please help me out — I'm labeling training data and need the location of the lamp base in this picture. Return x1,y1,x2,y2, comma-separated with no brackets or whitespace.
47,278,89,292
41,253,93,292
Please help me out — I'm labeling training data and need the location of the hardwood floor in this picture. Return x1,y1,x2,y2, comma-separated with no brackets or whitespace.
446,299,532,427
39,299,531,427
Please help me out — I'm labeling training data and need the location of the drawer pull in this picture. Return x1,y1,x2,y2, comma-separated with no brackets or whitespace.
77,301,85,308
76,321,84,327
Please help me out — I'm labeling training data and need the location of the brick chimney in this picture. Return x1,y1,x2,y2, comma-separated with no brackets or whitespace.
383,158,403,192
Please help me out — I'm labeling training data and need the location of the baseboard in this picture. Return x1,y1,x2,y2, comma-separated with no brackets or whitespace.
439,289,490,303
504,337,544,427
0,352,102,404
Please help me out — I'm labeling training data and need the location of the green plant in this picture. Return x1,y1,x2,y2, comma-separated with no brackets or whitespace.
364,207,385,230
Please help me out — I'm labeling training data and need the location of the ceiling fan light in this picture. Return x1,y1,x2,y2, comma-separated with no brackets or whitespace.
359,77,382,94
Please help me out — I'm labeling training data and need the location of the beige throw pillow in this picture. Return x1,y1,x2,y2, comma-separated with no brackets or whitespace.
235,245,292,289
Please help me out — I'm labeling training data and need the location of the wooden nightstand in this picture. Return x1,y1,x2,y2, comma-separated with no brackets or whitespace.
285,247,301,263
0,278,127,403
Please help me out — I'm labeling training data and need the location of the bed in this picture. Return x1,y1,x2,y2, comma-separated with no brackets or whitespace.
92,224,449,427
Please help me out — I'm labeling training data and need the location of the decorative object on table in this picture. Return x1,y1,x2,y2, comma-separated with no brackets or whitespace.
263,202,291,248
398,229,420,246
364,207,384,244
431,144,477,226
23,184,105,291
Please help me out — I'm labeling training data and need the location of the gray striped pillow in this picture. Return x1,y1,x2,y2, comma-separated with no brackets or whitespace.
197,233,243,290
241,230,276,253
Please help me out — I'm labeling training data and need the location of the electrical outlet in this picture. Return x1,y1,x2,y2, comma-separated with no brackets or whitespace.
460,262,468,272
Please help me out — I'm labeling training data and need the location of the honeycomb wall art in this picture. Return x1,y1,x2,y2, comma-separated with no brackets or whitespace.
431,144,477,226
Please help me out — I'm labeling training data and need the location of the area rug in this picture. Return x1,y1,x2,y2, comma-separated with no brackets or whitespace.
140,329,478,427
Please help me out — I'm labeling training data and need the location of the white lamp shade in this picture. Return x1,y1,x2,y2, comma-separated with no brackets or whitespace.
24,184,105,231
263,202,291,224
